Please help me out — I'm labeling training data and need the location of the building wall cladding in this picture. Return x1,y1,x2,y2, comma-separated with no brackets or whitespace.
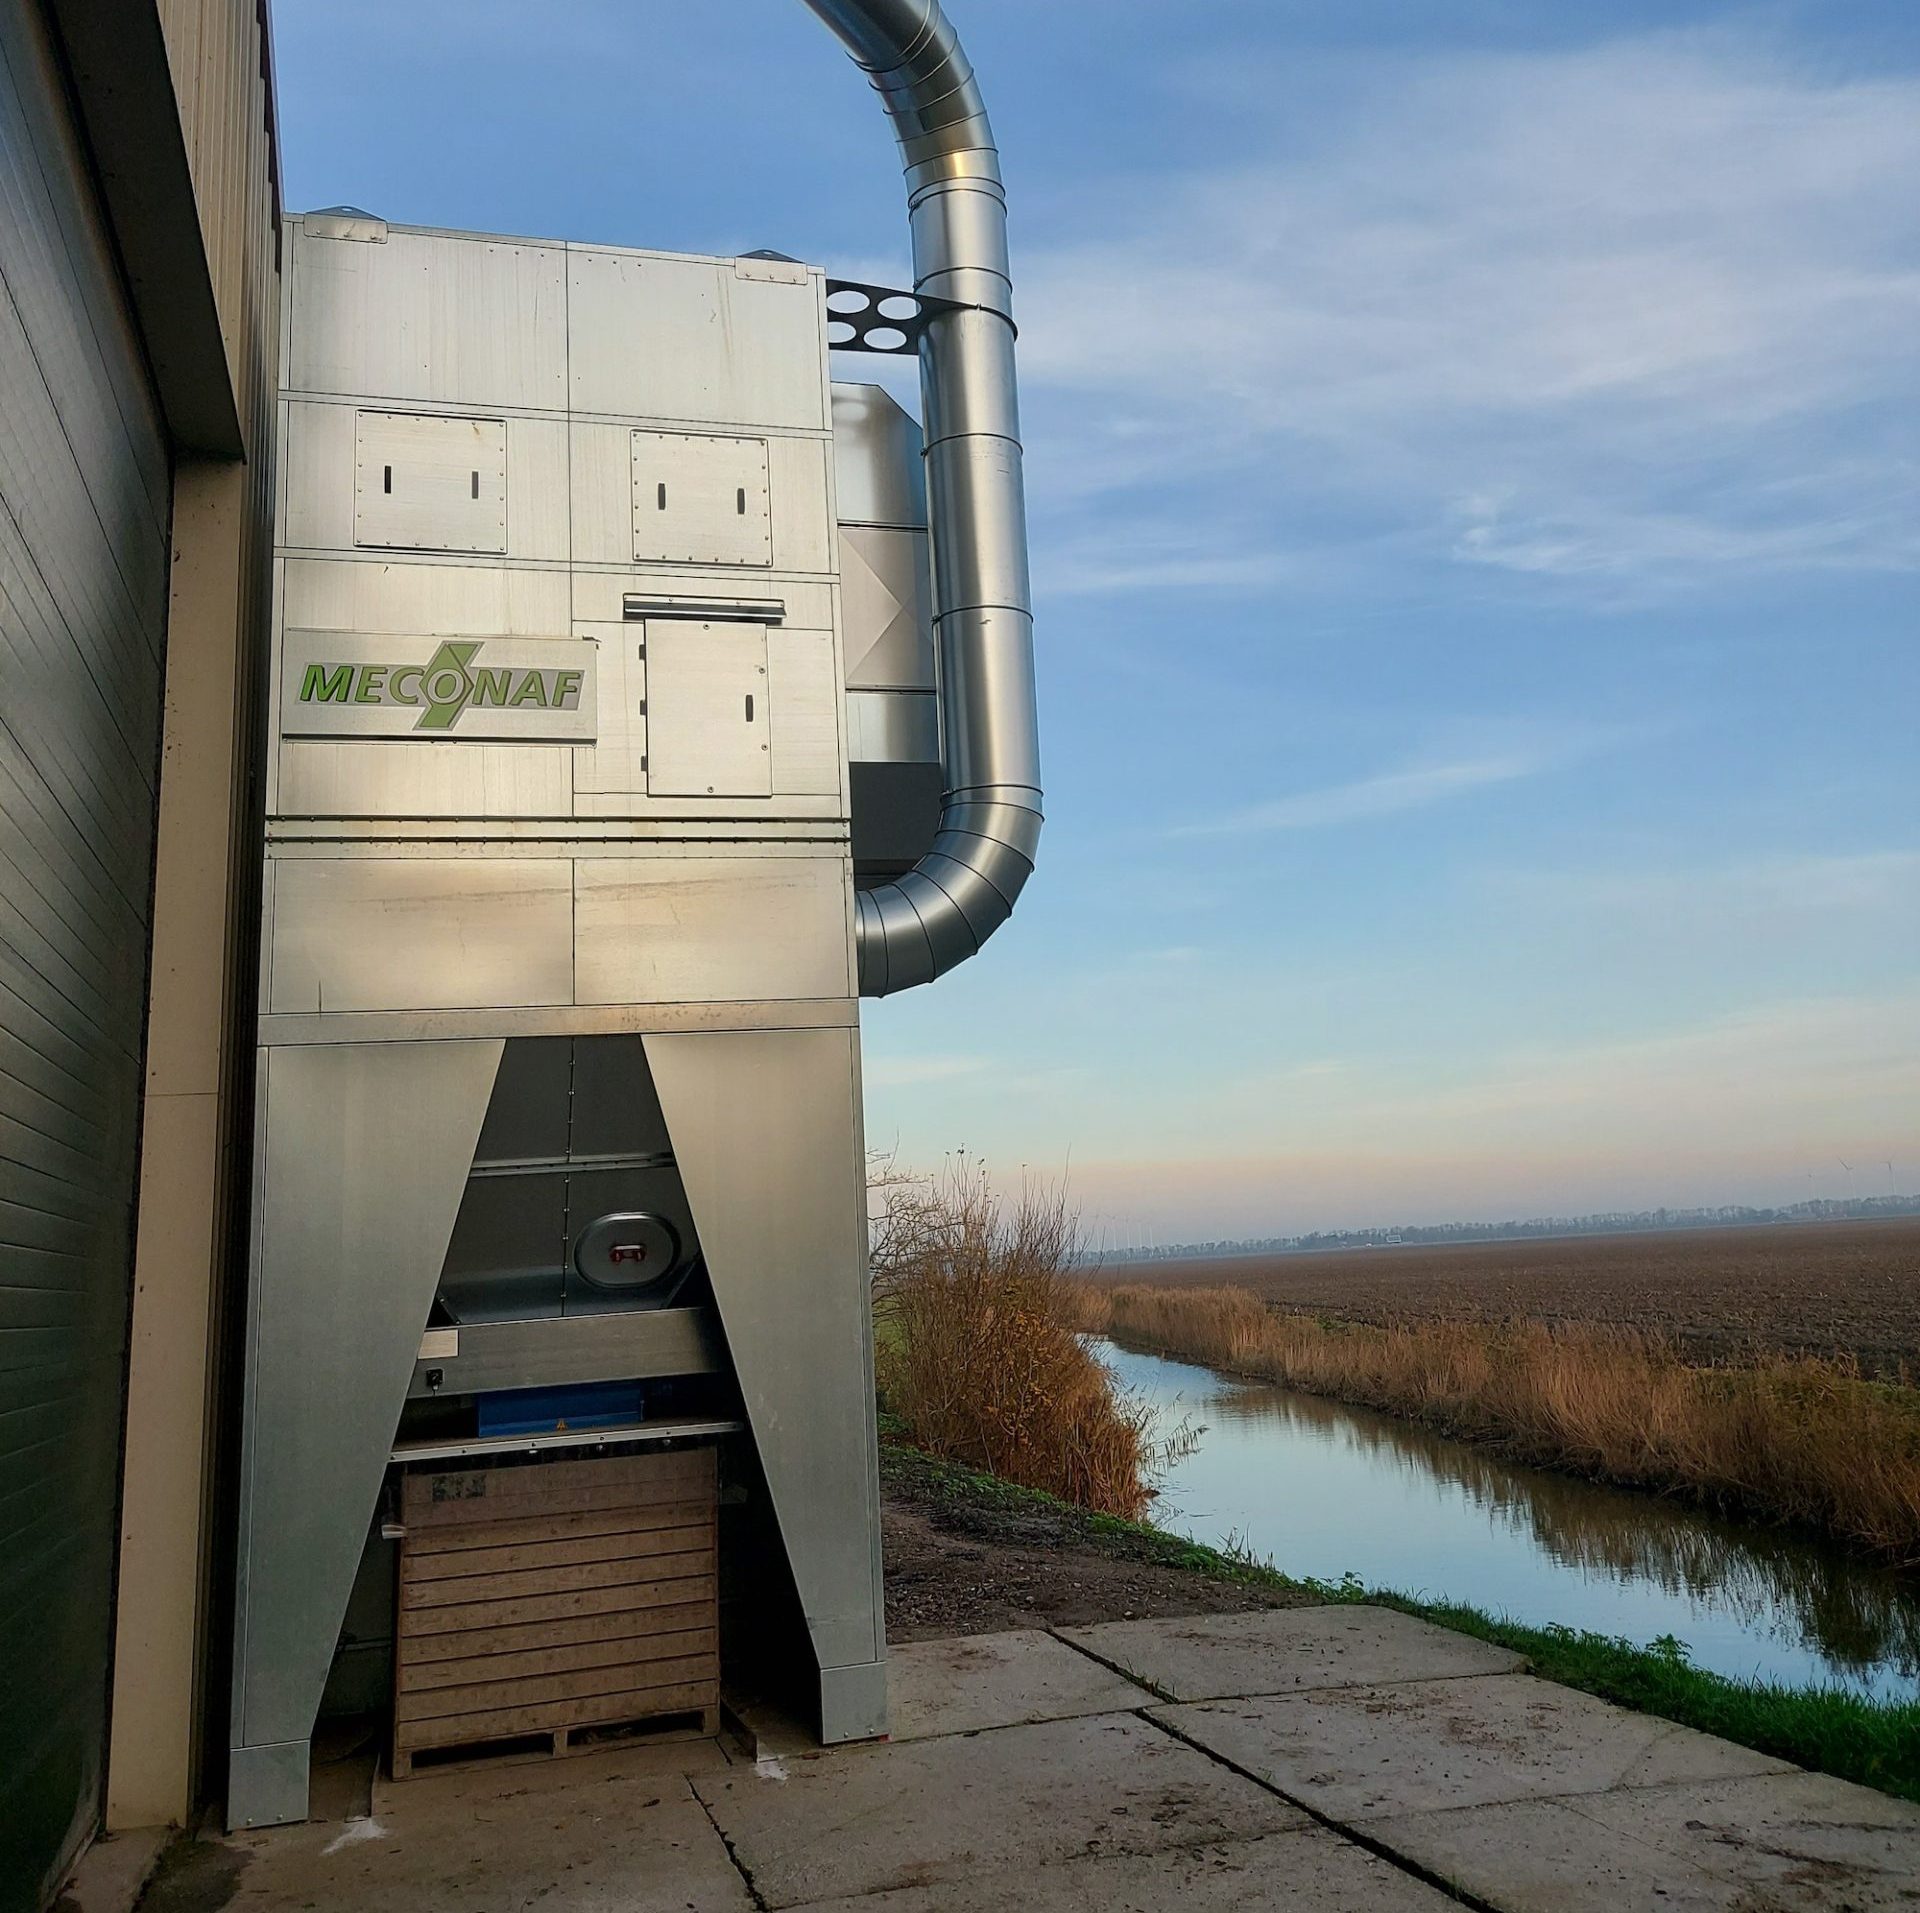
0,0,280,1901
0,3,174,1902
108,0,281,1834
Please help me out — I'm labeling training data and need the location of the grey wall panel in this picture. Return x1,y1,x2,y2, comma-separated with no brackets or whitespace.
644,1029,884,1688
229,1040,504,1826
267,859,576,1014
0,4,171,1899
574,856,853,1005
567,249,826,431
288,228,568,413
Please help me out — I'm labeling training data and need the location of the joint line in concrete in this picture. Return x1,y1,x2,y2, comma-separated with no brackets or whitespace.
1141,1707,1502,1913
696,1778,771,1912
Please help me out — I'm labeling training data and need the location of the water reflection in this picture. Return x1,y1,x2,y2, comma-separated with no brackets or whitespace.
1099,1339,1920,1700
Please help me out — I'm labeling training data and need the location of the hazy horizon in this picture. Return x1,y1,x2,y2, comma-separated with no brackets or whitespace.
1079,1189,1920,1258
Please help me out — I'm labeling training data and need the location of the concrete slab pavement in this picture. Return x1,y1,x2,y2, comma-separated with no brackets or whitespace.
141,1747,755,1913
691,1712,1306,1909
131,1610,1918,1913
884,1629,1155,1740
779,1827,1461,1911
1061,1603,1524,1702
1155,1671,1788,1822
1371,1769,1920,1912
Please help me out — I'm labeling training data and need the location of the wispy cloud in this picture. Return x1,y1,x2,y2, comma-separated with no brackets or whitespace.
1163,723,1622,838
1018,29,1920,594
1168,754,1540,838
1035,536,1300,598
1494,849,1920,920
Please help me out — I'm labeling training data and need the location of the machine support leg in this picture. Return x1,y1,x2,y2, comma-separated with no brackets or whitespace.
227,1039,502,1829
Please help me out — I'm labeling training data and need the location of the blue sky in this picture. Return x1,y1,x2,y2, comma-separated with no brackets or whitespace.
272,1,1920,1240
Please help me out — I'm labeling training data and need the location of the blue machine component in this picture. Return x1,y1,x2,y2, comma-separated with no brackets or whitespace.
475,1381,645,1437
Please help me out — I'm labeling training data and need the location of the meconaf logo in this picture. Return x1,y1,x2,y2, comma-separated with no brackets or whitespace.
296,640,586,733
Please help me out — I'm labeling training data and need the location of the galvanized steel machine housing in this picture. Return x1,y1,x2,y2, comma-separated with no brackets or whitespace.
226,0,1037,1828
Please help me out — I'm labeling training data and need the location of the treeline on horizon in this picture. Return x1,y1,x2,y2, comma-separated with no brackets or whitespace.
1099,1192,1920,1264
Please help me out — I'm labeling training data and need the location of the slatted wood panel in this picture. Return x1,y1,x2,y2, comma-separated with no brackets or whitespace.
0,2,171,1898
392,1450,720,1774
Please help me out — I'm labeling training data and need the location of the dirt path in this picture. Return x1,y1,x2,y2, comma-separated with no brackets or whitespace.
879,1443,1312,1640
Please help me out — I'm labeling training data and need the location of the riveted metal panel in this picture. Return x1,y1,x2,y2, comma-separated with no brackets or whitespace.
574,856,851,1004
268,859,575,1013
286,405,569,564
282,556,571,639
570,622,646,797
769,629,843,795
275,741,575,820
630,431,772,567
769,434,835,575
644,622,772,797
567,247,826,430
353,410,508,553
288,225,568,412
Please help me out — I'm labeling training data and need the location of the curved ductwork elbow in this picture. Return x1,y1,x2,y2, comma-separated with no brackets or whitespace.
803,0,1042,997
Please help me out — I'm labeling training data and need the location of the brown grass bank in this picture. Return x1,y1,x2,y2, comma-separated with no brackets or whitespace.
1081,1283,1920,1560
873,1167,1152,1518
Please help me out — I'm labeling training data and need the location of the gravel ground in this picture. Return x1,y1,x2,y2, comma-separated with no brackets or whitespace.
878,1442,1313,1641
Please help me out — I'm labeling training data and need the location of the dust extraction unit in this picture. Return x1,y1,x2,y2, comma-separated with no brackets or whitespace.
227,0,1039,1827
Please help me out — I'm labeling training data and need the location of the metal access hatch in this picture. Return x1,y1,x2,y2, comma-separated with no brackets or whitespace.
631,430,773,566
354,410,508,553
644,620,772,796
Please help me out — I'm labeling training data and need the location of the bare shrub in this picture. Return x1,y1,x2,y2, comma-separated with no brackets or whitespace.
1092,1284,1920,1558
872,1163,1153,1519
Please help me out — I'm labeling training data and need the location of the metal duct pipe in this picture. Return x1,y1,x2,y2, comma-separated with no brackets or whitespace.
803,0,1042,996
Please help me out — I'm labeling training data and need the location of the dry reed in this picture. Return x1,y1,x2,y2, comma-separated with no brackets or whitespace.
1079,1283,1920,1560
872,1165,1152,1518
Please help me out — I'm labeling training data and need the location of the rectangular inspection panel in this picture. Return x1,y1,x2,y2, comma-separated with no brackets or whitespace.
631,431,772,567
643,621,772,798
354,410,507,553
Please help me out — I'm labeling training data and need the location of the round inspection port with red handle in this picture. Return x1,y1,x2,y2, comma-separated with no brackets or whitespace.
573,1211,683,1295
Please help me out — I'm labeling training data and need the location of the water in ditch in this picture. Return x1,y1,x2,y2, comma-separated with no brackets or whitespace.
1095,1338,1920,1702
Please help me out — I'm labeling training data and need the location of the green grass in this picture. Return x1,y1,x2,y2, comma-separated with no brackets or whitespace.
881,1435,1920,1804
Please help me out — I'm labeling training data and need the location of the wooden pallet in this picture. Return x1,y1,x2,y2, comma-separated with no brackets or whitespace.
392,1448,720,1777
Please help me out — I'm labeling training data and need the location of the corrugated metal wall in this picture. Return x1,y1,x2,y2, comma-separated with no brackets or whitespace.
0,1,172,1901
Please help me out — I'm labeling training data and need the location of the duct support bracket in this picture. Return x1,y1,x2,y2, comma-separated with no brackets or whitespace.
824,277,1012,355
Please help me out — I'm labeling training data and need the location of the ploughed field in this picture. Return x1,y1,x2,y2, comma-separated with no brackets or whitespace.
1099,1220,1920,1379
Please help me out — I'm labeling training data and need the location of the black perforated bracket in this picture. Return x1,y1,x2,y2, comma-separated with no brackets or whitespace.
825,279,968,355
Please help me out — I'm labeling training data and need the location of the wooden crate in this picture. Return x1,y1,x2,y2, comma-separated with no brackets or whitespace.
391,1447,720,1775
